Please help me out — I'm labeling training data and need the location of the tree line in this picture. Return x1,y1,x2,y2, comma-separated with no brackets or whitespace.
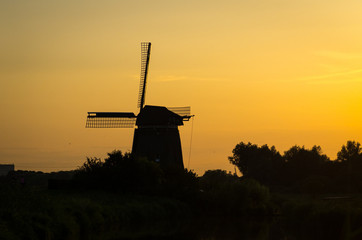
229,140,362,194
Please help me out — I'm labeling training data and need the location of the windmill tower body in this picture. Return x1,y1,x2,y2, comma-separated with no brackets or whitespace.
86,43,191,170
132,105,184,169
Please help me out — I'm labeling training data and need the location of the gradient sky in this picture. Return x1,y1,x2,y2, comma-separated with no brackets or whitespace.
2,0,362,174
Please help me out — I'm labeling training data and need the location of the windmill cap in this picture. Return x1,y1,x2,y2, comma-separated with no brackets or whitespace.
136,105,183,126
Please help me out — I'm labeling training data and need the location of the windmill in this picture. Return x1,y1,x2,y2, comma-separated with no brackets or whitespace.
86,42,192,170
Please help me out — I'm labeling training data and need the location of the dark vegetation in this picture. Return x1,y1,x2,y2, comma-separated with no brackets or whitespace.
229,140,362,194
2,140,362,239
229,140,362,239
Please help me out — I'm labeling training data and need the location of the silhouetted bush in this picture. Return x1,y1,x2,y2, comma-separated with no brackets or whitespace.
229,142,283,186
0,185,190,240
74,150,200,197
199,170,271,216
229,141,362,194
283,145,330,186
280,197,362,239
74,151,164,193
160,168,199,200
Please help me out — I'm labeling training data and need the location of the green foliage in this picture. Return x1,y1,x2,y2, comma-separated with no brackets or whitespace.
280,196,362,239
74,150,164,193
200,169,238,191
0,185,190,240
283,145,330,184
335,141,362,192
78,157,103,174
199,170,271,216
299,175,330,197
161,168,199,197
337,140,362,163
228,142,283,185
228,141,362,193
284,145,330,164
74,150,200,197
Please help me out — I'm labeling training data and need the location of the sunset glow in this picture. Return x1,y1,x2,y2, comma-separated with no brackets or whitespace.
2,1,362,174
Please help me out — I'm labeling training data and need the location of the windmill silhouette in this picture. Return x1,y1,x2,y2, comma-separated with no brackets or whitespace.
86,42,192,169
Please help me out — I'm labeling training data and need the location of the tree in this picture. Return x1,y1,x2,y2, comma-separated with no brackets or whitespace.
74,150,199,195
337,141,362,163
77,157,103,174
336,141,362,192
229,142,283,185
199,170,271,216
282,145,330,184
284,145,329,165
74,150,164,192
200,169,238,191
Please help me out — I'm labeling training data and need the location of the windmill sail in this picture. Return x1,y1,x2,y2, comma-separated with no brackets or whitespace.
167,106,192,120
137,42,151,109
167,107,191,116
86,112,136,128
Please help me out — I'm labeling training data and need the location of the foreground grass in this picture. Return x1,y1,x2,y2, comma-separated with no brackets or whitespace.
0,170,274,240
4,175,362,239
271,193,362,239
0,184,190,240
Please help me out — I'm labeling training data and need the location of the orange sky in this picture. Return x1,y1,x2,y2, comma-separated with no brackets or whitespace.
2,1,362,174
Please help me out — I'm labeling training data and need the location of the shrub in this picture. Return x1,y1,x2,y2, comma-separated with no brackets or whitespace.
199,170,271,216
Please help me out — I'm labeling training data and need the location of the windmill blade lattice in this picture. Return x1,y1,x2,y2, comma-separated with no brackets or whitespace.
138,42,151,109
167,107,191,117
86,112,136,128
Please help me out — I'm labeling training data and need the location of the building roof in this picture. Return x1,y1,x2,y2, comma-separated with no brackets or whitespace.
136,105,184,126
